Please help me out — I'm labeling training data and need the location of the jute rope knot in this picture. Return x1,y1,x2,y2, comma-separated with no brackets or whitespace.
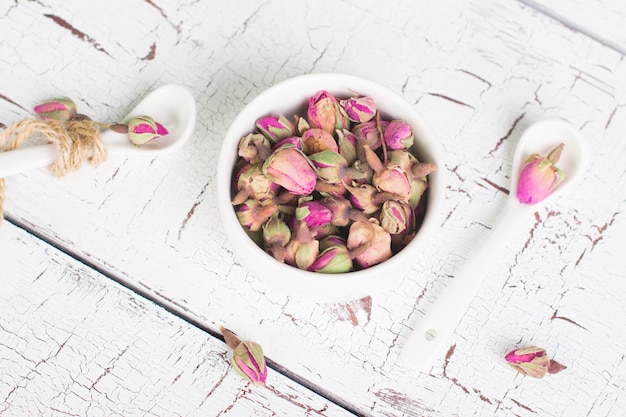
0,117,108,220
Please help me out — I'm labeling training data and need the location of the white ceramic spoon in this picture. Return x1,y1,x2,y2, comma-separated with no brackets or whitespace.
400,119,589,372
0,84,196,178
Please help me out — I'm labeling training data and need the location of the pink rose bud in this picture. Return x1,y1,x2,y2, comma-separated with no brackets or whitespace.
307,90,348,133
238,133,272,164
321,196,361,227
308,150,348,184
235,199,277,231
373,166,412,202
34,97,77,121
380,200,413,235
347,219,392,268
387,149,418,173
505,346,567,378
284,222,320,270
127,115,169,145
301,128,338,155
232,164,280,205
337,129,358,165
296,115,311,135
272,135,304,152
318,234,346,251
256,114,294,143
344,182,382,215
262,144,317,195
409,178,428,209
517,144,566,205
352,120,388,151
262,215,291,262
384,120,414,150
295,198,334,228
309,223,340,240
308,244,353,273
340,96,376,123
221,327,267,385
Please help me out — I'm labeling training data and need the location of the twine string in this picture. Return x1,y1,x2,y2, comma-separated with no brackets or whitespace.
0,117,108,221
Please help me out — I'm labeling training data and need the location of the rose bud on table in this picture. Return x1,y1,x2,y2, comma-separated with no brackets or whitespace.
221,327,268,386
505,346,567,378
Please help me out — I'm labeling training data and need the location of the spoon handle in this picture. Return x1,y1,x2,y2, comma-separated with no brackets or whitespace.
0,144,58,178
400,199,533,371
0,130,120,178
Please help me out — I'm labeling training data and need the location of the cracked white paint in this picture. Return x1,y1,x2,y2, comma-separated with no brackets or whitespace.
0,223,354,416
1,0,625,416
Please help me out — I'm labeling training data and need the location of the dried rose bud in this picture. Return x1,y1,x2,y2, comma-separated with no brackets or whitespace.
318,235,346,251
302,128,338,155
295,198,334,228
238,133,272,164
309,150,348,184
321,196,361,227
505,346,566,378
337,129,358,165
235,199,277,232
340,95,376,123
262,215,291,262
351,160,374,184
344,182,382,215
34,97,77,121
256,114,294,143
314,181,347,198
374,166,412,202
409,178,428,209
272,135,304,151
232,164,279,205
296,115,310,135
221,327,267,385
308,244,353,273
517,144,566,205
352,120,388,151
347,218,392,268
380,200,413,235
387,149,418,172
262,144,317,195
307,90,348,133
284,222,320,270
384,120,414,150
310,223,340,240
127,115,169,145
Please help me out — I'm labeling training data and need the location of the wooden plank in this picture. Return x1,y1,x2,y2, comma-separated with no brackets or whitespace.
0,223,354,416
520,0,626,53
1,0,625,416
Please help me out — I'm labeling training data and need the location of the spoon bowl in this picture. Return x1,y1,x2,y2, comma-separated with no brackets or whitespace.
509,119,588,205
400,119,589,372
0,84,196,177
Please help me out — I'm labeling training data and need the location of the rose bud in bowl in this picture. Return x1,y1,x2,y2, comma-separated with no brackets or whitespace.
217,73,444,303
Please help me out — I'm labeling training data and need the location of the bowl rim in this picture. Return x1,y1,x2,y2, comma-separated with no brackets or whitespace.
217,73,445,302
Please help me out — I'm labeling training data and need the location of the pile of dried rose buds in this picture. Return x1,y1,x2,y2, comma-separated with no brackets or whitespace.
230,90,436,273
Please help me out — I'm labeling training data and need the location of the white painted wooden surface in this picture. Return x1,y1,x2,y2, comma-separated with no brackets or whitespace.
0,223,354,416
1,0,626,416
523,0,626,53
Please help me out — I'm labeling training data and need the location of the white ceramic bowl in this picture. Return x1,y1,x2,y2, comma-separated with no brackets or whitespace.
217,73,445,303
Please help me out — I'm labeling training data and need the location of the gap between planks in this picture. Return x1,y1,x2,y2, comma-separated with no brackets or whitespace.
518,0,626,56
4,213,369,417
